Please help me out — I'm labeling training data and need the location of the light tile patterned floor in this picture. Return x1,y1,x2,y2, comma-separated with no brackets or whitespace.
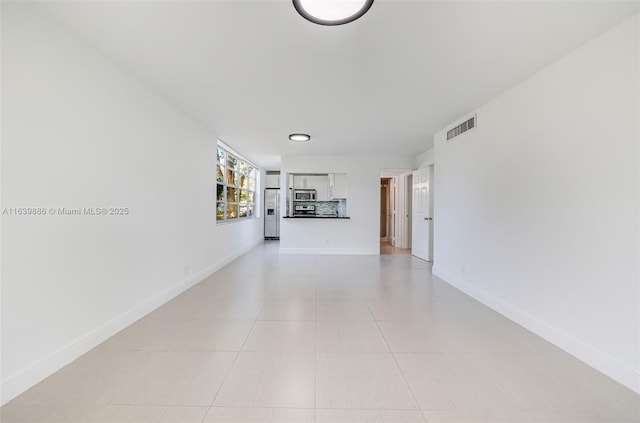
2,242,638,422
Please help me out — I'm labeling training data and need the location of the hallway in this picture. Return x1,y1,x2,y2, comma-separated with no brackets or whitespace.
380,239,411,256
2,243,638,422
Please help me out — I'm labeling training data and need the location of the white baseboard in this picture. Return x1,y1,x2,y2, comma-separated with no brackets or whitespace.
0,238,263,406
279,247,378,255
432,266,640,394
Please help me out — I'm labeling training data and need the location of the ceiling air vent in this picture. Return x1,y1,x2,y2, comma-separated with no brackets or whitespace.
447,115,476,141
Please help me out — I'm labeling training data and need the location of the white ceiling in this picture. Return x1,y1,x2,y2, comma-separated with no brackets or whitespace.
38,0,638,169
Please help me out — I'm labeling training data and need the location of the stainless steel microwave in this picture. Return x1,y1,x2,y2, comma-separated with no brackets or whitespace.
294,189,316,201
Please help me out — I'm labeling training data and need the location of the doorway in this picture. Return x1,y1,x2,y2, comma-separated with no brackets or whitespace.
380,178,393,245
380,172,412,255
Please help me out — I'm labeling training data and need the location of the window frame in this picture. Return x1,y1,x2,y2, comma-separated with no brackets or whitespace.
216,140,259,223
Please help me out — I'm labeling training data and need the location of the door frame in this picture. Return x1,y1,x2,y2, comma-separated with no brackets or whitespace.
380,180,389,241
428,164,434,260
379,177,393,243
380,170,413,249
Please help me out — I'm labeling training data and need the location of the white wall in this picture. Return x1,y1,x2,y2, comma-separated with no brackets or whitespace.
279,155,415,254
0,4,263,404
432,14,639,392
416,148,434,169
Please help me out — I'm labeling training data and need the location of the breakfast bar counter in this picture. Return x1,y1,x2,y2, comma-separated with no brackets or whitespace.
283,216,350,219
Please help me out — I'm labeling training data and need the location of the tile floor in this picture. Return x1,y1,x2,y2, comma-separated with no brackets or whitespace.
2,242,638,422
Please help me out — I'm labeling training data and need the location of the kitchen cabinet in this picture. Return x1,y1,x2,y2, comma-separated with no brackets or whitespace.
265,174,280,188
292,174,329,200
289,173,347,201
328,173,347,199
307,175,329,200
293,175,305,189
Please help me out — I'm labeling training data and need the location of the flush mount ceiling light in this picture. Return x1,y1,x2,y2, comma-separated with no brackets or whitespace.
289,133,311,142
293,0,374,26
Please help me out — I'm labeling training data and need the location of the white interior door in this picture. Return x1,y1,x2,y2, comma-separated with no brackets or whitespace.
388,178,395,245
412,168,432,261
380,184,387,240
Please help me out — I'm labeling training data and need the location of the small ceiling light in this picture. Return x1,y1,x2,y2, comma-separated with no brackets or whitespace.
293,0,374,26
289,133,311,142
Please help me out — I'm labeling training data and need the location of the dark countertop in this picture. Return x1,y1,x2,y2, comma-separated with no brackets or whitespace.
283,216,350,219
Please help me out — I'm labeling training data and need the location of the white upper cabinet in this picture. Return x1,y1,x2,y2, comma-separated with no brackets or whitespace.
292,175,305,189
289,173,347,200
306,175,329,200
328,173,347,199
265,174,280,188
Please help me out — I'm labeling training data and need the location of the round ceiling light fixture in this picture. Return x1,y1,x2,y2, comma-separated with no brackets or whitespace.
289,133,311,142
293,0,374,26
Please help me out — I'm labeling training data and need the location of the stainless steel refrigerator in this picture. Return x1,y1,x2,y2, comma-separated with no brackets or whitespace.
264,188,280,240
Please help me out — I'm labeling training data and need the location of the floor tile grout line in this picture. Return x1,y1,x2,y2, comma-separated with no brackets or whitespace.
367,302,422,411
314,298,318,423
207,317,260,409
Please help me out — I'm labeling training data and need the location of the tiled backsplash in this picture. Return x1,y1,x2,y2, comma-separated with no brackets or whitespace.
336,199,347,217
295,200,348,217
